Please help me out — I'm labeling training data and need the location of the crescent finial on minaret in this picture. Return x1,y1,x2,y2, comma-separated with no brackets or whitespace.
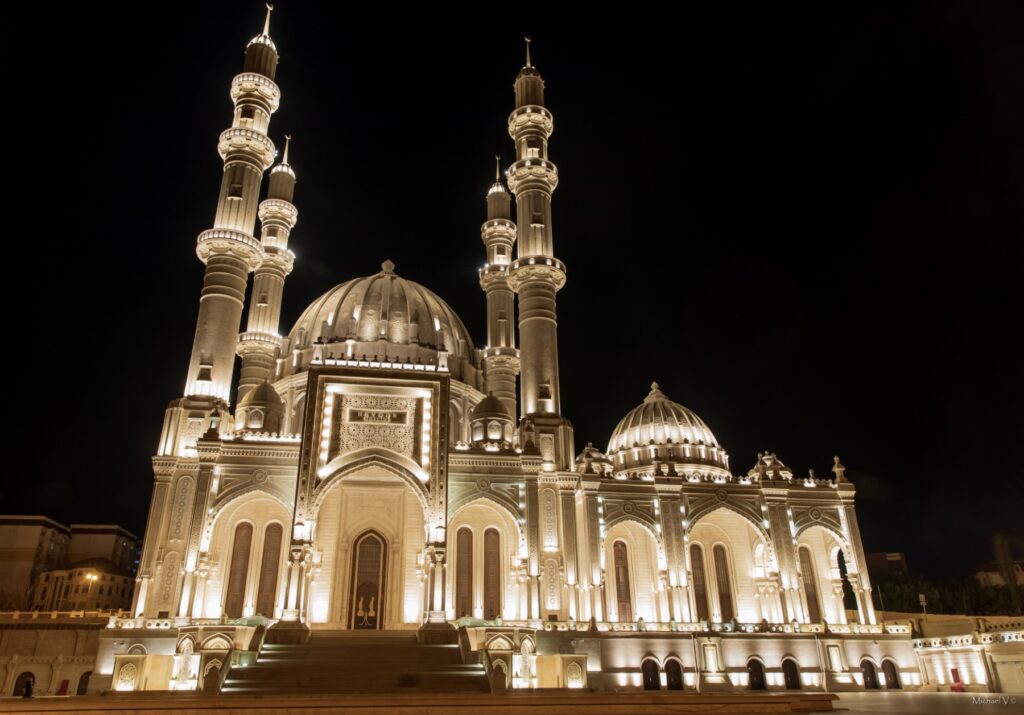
524,36,532,67
495,155,501,181
263,3,274,36
283,134,292,164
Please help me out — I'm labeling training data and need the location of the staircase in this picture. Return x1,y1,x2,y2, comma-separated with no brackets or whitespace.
221,630,489,695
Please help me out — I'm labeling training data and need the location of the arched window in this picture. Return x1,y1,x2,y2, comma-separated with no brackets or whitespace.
484,528,501,620
255,523,282,616
782,658,801,689
613,540,633,622
861,659,879,689
224,522,253,618
665,659,684,690
77,671,92,695
799,546,822,623
641,659,661,690
12,672,35,697
747,659,766,690
690,544,710,622
455,527,473,618
882,659,901,689
713,544,734,622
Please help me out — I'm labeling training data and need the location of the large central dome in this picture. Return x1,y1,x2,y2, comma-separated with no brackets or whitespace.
280,260,481,384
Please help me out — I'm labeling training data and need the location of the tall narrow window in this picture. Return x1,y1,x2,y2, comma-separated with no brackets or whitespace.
713,544,734,622
455,528,473,618
613,540,633,622
484,528,501,620
690,544,710,621
255,523,282,616
224,523,253,618
799,546,822,623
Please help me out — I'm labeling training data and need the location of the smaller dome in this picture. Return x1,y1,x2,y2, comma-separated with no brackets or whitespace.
471,393,511,420
576,442,612,476
240,382,284,407
606,381,730,477
236,382,285,434
469,393,514,447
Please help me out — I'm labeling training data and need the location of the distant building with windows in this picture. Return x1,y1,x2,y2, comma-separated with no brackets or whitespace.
30,557,135,612
0,516,138,609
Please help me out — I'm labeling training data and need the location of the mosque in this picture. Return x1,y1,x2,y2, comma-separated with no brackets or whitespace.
96,7,925,696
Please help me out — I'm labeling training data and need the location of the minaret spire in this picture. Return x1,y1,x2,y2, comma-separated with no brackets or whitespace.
480,157,520,419
505,39,573,468
183,14,282,404
263,3,274,35
237,135,299,402
524,36,532,67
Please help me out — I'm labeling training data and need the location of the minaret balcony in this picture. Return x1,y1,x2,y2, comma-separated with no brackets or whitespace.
481,218,517,243
507,159,558,193
258,198,298,226
507,105,554,137
217,128,276,168
237,331,283,355
508,256,567,291
196,228,262,268
230,73,281,112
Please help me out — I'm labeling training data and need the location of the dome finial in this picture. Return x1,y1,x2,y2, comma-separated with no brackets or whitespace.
524,36,532,68
644,381,666,403
282,134,291,164
381,259,396,275
263,3,274,36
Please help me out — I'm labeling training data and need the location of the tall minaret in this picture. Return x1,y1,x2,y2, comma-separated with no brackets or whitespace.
237,135,298,401
506,37,574,469
183,4,281,404
506,40,566,413
479,157,520,418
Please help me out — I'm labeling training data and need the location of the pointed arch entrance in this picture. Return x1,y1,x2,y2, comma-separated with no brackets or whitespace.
349,530,387,629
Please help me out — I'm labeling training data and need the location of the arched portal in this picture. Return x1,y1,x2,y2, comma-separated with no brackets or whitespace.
783,658,801,689
747,659,766,690
861,659,879,689
12,672,35,696
665,659,684,690
349,530,387,629
604,520,661,622
882,659,901,689
641,659,661,690
690,507,773,622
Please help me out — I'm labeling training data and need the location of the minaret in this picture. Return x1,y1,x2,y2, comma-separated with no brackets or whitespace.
506,41,568,410
479,156,520,418
505,37,574,472
237,135,298,401
183,4,281,404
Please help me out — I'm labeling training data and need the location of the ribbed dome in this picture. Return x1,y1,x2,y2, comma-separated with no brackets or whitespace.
287,260,475,358
471,393,511,420
281,261,482,387
606,382,730,476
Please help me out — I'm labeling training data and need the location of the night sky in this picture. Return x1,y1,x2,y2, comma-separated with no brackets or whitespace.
9,3,1022,579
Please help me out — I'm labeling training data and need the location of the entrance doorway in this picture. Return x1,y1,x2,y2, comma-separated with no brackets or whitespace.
747,659,767,690
349,531,387,629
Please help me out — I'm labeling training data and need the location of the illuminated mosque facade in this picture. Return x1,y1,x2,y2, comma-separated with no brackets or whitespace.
97,8,929,695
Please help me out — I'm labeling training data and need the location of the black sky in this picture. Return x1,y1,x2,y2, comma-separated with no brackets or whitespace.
7,3,1022,578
